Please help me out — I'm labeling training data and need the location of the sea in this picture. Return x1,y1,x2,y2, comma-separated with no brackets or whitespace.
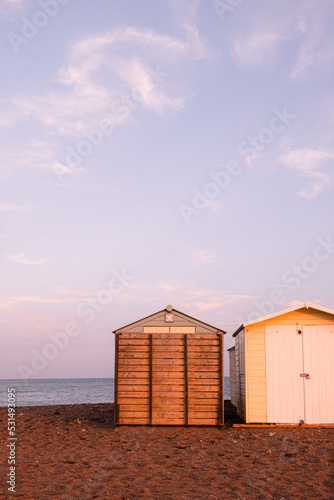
0,377,231,407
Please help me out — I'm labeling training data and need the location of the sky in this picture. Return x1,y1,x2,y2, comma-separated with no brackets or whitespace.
1,0,334,379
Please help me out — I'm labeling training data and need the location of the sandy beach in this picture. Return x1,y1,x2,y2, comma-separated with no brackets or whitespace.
1,402,333,500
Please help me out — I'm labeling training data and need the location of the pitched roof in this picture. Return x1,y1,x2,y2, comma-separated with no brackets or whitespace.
113,305,226,334
232,301,334,337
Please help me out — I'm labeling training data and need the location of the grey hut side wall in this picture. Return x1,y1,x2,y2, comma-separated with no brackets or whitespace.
114,308,225,426
228,347,236,407
234,328,246,420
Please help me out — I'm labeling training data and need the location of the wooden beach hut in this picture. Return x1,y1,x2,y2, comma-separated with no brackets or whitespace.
231,301,334,424
113,305,226,425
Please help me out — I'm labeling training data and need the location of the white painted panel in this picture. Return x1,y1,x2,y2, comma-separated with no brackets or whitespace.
266,325,304,423
239,329,246,421
303,326,334,424
235,334,240,416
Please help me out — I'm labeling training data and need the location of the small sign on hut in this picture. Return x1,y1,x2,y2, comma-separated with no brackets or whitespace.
113,305,226,425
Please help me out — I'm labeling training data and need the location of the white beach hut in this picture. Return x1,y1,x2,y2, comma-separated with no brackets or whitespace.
231,301,334,424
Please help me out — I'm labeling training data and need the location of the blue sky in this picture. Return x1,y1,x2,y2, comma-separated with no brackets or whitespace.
1,0,333,379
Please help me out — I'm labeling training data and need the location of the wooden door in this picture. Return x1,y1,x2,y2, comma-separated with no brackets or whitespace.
265,325,304,423
266,325,334,424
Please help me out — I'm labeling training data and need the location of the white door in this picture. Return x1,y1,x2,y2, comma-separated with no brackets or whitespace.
266,325,304,423
303,326,334,424
266,325,334,424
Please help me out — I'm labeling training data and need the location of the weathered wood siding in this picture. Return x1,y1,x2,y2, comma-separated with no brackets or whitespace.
228,347,236,407
115,332,150,425
115,327,224,425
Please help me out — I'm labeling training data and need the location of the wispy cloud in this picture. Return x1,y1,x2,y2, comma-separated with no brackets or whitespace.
193,248,215,266
54,285,103,299
230,3,302,70
0,140,83,180
232,28,289,70
191,293,260,313
167,0,202,24
289,1,334,78
9,296,74,304
157,281,178,293
0,0,22,5
231,0,334,76
0,0,23,20
280,148,334,198
193,297,234,312
0,24,209,177
207,200,221,213
5,252,49,265
122,279,259,315
0,203,37,211
0,0,23,11
0,295,80,311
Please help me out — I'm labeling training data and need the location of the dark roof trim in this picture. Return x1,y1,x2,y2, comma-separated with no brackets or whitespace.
232,324,244,338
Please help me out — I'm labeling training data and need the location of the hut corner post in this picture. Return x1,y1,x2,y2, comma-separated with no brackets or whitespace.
114,333,119,425
218,333,224,427
184,333,189,426
149,333,153,426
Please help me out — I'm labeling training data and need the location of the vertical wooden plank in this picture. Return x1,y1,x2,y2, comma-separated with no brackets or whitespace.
114,333,119,424
218,333,224,426
184,333,188,425
149,333,153,425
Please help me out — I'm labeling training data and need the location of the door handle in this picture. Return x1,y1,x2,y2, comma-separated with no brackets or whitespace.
300,373,310,379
